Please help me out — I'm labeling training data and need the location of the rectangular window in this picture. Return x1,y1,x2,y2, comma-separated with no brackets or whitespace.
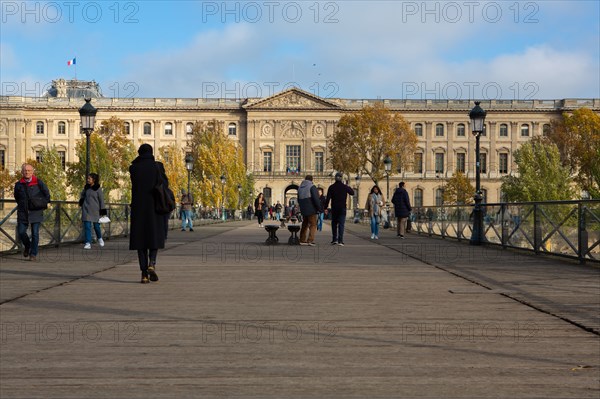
0,149,5,169
58,151,66,170
35,151,42,163
480,153,487,174
315,151,324,172
499,153,508,174
58,122,66,135
36,122,44,134
499,124,508,137
456,153,465,173
435,124,444,137
435,153,444,173
263,152,272,172
414,153,423,173
286,145,301,172
414,189,423,208
457,124,465,137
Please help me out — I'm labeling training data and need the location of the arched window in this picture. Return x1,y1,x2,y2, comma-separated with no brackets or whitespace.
542,123,551,136
435,188,444,206
228,123,237,136
520,124,529,137
164,122,173,135
36,121,44,134
414,123,423,137
186,123,194,135
435,123,444,137
57,121,66,135
456,123,465,137
499,123,508,137
414,188,423,207
263,187,272,205
143,122,151,135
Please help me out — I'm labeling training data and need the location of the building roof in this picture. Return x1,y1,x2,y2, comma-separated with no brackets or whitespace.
43,79,103,98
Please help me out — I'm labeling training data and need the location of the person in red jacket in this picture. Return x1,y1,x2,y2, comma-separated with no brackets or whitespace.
13,163,51,261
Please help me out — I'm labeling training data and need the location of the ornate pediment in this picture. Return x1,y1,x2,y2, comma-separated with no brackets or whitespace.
244,88,340,110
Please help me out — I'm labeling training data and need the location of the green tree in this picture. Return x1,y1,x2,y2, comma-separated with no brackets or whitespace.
30,147,68,201
330,103,417,184
66,117,136,202
501,138,574,202
548,108,600,197
188,121,251,209
67,135,114,199
443,172,475,205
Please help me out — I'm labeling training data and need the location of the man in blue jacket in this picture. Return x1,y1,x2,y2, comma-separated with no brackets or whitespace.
298,175,323,246
325,172,354,246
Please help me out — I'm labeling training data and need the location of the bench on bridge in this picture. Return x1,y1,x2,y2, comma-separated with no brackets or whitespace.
264,225,279,245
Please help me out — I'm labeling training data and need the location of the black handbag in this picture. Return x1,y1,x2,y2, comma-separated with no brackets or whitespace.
153,163,175,215
28,195,48,210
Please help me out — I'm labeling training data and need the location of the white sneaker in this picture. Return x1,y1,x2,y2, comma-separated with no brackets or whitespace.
375,235,379,240
98,238,105,247
371,234,375,239
83,243,91,250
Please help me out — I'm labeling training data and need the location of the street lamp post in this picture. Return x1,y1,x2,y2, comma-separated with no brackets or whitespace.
78,98,97,179
185,154,193,196
237,184,242,219
220,174,226,221
383,155,392,201
469,101,487,245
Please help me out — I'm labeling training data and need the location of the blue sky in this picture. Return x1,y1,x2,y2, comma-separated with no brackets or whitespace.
1,0,599,99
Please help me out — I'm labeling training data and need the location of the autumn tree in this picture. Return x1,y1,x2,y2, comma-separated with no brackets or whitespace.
0,167,18,200
548,108,600,198
156,144,189,202
188,121,250,209
67,117,136,201
330,103,417,184
501,138,574,202
29,147,68,201
443,172,475,205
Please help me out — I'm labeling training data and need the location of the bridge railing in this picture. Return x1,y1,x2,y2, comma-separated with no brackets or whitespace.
0,200,237,254
410,200,600,264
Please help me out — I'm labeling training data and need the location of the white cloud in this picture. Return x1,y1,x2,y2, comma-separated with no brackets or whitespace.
91,1,600,99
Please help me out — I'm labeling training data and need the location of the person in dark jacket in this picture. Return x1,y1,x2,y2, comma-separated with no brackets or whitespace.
391,181,412,239
316,188,326,232
298,175,323,246
129,144,167,283
254,193,265,227
13,163,51,261
325,172,355,246
79,173,106,249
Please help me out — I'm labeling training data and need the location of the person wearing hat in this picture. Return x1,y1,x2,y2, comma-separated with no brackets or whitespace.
325,172,355,246
298,175,323,246
180,189,194,232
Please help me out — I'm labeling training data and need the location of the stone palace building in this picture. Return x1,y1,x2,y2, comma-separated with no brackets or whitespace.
1,79,599,207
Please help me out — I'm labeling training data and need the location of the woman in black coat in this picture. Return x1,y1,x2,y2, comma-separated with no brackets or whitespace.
129,144,167,283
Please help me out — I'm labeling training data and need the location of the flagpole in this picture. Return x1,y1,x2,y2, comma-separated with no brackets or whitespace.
74,56,77,80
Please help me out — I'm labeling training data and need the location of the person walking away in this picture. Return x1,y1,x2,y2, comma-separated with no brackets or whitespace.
391,181,412,239
365,185,384,240
254,193,265,227
275,201,283,221
13,163,51,262
79,173,106,249
325,172,354,246
316,188,327,232
180,189,194,232
129,144,168,284
298,175,323,246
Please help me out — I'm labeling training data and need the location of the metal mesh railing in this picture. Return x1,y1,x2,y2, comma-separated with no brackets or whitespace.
411,200,600,263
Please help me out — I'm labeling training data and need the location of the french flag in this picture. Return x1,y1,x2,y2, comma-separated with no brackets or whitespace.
67,58,76,66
